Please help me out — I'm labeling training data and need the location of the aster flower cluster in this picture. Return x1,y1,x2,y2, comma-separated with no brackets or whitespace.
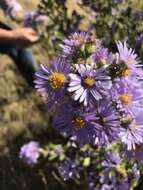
35,31,143,161
23,11,49,36
58,146,140,189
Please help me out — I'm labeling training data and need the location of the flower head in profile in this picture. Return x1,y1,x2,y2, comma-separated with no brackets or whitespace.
62,31,90,47
34,58,70,108
20,141,40,165
53,103,96,145
68,64,112,106
119,114,143,150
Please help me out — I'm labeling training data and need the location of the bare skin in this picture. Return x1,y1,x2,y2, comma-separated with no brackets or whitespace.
0,28,39,48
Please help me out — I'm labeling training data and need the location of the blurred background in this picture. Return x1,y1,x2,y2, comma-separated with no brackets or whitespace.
0,0,143,189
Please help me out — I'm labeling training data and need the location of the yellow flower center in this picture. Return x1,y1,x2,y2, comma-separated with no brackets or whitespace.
119,94,131,105
84,77,95,88
49,72,66,90
72,116,85,130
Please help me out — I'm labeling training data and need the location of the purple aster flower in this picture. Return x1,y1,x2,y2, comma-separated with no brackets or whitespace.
23,11,48,36
23,11,36,27
58,160,79,181
115,41,143,78
119,113,143,150
23,11,48,27
20,141,40,165
63,31,90,47
68,64,112,106
60,32,98,62
102,151,121,168
53,102,97,145
90,100,120,145
116,41,138,66
60,32,90,56
110,80,143,116
34,58,70,109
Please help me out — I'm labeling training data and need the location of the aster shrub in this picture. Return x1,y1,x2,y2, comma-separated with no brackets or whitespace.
23,31,143,189
35,32,143,150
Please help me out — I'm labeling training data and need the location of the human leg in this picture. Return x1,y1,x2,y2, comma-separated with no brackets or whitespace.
0,22,39,86
16,48,39,86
